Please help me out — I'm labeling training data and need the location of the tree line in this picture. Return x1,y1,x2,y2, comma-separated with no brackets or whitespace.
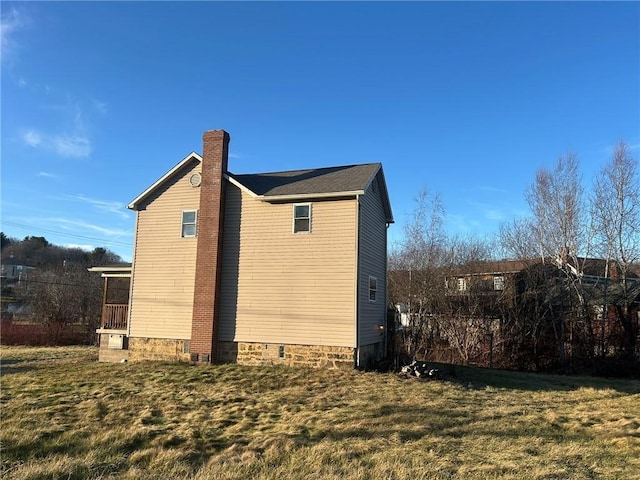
1,234,126,345
388,142,640,376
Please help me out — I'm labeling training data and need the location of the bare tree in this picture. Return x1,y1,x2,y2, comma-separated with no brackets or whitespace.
526,152,590,262
19,265,103,343
499,218,538,260
524,153,597,366
592,142,640,359
388,187,449,358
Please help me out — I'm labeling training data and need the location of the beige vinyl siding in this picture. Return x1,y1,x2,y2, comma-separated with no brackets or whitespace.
357,174,388,347
219,184,357,347
129,161,200,340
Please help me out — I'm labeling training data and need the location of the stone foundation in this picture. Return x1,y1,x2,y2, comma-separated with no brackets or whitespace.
218,341,355,369
128,337,191,362
108,337,378,369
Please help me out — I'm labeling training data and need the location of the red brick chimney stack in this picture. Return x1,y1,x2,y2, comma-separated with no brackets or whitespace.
190,129,230,363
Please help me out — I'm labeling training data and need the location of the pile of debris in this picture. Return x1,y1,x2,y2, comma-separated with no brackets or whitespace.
400,360,440,380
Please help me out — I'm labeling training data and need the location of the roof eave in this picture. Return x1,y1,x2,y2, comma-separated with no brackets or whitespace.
257,190,365,202
88,265,132,278
372,165,394,224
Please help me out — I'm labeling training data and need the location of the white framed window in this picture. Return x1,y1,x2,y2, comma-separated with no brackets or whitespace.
293,203,311,233
181,210,198,237
493,276,505,290
457,277,468,292
369,276,378,302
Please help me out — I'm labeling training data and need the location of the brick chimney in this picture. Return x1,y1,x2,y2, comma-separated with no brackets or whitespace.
190,129,230,363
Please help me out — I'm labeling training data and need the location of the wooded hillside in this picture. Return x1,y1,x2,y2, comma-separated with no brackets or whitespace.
1,233,127,345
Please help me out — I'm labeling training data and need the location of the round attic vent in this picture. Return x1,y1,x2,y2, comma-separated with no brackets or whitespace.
189,173,202,187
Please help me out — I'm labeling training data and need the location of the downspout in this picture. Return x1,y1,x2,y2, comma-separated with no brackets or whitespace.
384,222,390,359
354,195,361,368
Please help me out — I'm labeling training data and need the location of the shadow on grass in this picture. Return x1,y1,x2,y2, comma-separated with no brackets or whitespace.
427,362,640,394
0,359,40,376
261,401,599,456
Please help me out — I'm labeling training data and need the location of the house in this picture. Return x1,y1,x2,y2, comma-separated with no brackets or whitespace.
445,259,533,296
95,129,393,368
1,255,36,283
444,257,640,360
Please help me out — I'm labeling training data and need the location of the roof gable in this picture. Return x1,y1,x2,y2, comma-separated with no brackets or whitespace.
128,152,202,210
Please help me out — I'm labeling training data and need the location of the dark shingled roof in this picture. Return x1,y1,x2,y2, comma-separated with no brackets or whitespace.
229,163,382,197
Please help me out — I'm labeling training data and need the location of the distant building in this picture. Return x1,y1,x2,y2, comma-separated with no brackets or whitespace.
0,255,35,282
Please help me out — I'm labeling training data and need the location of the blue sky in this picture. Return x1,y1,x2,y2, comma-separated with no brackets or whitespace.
2,1,638,262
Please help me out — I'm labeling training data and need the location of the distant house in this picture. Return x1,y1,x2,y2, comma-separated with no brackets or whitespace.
445,257,640,305
94,129,393,368
445,257,640,357
0,255,35,282
445,259,532,297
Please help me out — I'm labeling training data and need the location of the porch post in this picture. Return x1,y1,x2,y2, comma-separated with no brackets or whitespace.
101,276,109,328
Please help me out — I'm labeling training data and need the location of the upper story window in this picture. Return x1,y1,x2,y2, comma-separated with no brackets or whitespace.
181,210,198,237
369,276,378,302
293,203,311,233
493,275,505,290
457,277,468,292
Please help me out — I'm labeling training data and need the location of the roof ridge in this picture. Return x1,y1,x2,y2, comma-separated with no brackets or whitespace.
229,162,381,177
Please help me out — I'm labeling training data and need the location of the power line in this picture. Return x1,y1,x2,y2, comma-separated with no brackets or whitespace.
5,277,129,290
1,221,133,248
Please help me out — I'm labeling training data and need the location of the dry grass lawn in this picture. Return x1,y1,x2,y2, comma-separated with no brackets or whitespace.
1,346,639,479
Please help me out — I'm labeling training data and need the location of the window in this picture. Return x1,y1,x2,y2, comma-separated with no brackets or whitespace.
493,276,505,290
181,210,198,237
293,203,311,233
369,276,378,302
457,277,467,292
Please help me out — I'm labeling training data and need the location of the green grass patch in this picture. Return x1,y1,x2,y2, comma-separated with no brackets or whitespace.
1,346,639,479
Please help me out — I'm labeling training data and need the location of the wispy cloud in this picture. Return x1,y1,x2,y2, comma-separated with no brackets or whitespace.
92,99,108,115
53,134,91,157
23,129,42,147
5,7,103,161
477,185,509,195
55,218,131,237
485,209,505,221
446,213,481,234
21,128,92,158
38,171,59,179
468,200,507,221
63,194,130,220
1,7,28,64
